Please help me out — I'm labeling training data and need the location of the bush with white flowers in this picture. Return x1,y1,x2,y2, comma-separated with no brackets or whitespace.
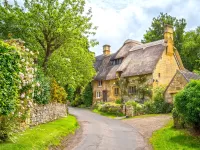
33,67,51,104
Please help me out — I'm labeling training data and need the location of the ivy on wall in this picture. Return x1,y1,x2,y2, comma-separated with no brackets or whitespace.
0,41,20,115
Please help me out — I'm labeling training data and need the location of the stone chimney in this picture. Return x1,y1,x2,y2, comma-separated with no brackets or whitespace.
164,25,174,56
103,45,111,56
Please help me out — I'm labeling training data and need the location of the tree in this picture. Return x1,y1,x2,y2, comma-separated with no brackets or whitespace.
46,37,96,88
142,13,186,53
0,0,97,89
82,82,93,107
0,0,97,70
181,27,200,71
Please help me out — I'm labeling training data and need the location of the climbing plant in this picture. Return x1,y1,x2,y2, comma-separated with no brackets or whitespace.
0,39,37,141
0,40,20,115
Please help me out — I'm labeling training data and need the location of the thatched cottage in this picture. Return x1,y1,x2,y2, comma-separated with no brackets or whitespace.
165,70,200,103
93,25,185,103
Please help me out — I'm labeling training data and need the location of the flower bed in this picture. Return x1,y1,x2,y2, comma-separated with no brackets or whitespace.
95,102,123,116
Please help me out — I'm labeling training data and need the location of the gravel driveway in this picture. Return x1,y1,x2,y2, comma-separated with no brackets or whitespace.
123,115,172,150
67,107,171,150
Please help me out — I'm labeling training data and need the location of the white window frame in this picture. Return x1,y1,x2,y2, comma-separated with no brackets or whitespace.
98,80,102,87
96,91,101,98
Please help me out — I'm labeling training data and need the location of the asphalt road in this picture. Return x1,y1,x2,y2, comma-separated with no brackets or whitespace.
69,107,146,150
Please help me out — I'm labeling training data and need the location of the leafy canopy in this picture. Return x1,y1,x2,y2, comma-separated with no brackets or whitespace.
142,13,186,53
0,0,97,87
181,27,200,71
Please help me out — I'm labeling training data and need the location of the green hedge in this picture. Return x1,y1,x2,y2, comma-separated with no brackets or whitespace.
174,80,200,131
0,41,20,115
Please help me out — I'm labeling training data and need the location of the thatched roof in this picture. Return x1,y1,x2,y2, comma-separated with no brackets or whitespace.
179,70,200,81
119,43,165,77
111,39,142,60
94,53,120,80
94,39,166,80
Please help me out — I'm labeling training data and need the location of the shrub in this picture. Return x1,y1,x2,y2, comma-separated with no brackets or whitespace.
143,101,156,114
143,87,173,114
71,94,83,107
96,102,122,116
0,41,20,115
143,100,172,114
124,87,173,116
51,80,67,104
82,83,93,107
115,99,122,104
172,108,185,128
174,80,200,131
33,67,51,104
125,101,144,115
65,86,75,102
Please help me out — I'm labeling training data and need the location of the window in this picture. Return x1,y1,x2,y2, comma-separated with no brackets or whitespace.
111,58,123,65
158,73,161,78
98,80,102,87
128,86,136,94
114,88,119,95
96,91,101,98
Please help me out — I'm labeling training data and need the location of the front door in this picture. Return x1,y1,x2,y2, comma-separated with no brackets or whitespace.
103,90,107,102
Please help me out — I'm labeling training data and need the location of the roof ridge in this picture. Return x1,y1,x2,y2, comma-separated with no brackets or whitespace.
129,39,166,52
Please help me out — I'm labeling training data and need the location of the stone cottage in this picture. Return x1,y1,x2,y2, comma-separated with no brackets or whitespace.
93,25,184,103
164,70,200,103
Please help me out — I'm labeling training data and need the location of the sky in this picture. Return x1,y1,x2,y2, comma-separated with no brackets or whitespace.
85,0,200,56
6,0,200,56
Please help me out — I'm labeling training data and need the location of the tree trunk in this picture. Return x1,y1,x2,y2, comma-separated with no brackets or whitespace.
42,43,51,71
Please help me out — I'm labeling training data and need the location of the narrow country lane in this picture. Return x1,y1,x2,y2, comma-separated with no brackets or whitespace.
68,107,147,150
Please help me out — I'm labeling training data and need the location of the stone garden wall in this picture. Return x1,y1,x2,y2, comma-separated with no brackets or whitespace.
122,105,134,117
30,103,67,126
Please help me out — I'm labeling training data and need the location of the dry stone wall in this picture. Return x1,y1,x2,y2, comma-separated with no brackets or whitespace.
30,103,67,126
122,105,134,117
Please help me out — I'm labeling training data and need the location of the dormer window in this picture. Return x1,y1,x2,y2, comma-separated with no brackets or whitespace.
98,80,102,87
111,58,123,65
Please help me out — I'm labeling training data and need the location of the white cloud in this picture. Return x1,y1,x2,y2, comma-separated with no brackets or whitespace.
86,0,200,56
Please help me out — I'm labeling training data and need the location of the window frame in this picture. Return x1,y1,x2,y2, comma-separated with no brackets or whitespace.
128,86,137,94
96,91,101,98
98,80,102,87
114,88,119,96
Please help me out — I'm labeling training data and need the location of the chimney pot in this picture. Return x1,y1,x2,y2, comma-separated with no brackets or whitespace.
164,24,174,56
164,24,173,41
103,45,111,55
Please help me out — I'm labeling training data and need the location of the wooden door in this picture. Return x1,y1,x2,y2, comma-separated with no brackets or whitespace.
103,90,107,102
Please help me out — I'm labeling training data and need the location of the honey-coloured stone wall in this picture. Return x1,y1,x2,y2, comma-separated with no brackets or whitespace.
30,103,67,126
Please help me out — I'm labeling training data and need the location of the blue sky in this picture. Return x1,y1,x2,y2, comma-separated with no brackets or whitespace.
6,0,200,55
85,0,200,55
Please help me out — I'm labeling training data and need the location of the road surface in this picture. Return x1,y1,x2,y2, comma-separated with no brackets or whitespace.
69,107,147,150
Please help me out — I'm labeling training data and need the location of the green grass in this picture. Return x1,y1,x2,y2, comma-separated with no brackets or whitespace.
124,113,171,120
0,115,78,150
150,120,200,150
92,109,124,118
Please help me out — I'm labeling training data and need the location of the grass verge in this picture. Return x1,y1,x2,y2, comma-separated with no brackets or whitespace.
150,120,200,150
123,113,171,120
0,115,78,150
92,109,124,118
